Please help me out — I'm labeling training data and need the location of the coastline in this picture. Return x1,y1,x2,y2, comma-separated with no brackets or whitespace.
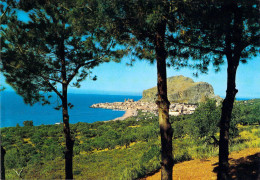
91,99,198,121
108,109,138,121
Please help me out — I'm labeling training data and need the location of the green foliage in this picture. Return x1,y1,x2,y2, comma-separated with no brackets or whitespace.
23,120,33,127
233,99,260,125
1,0,125,106
171,116,188,139
1,2,129,177
5,148,21,169
170,99,255,144
140,145,161,166
97,0,194,67
170,0,259,72
188,99,221,139
1,99,259,179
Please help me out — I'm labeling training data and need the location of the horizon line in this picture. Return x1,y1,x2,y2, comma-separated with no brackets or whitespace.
2,90,259,99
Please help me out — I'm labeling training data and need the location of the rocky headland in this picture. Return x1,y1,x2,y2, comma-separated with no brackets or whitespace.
91,75,221,120
142,75,221,104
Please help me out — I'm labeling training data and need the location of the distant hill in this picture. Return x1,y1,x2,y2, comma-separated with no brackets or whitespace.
141,75,221,104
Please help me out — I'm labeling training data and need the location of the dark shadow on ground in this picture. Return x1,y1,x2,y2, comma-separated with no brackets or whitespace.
213,153,260,180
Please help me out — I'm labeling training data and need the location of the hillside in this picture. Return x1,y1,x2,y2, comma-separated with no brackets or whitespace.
1,99,259,179
142,148,259,180
142,75,221,104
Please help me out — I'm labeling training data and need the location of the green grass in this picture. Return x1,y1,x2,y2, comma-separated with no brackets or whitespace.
4,122,259,180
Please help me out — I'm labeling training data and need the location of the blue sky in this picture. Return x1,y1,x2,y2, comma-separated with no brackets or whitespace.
1,8,260,98
69,56,260,98
2,56,259,98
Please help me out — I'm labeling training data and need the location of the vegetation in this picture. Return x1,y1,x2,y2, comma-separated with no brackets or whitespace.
98,1,190,178
1,146,6,179
172,1,259,178
1,1,259,179
1,0,125,178
1,99,259,179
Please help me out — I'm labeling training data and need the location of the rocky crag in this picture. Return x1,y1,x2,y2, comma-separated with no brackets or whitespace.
142,75,221,104
91,75,221,118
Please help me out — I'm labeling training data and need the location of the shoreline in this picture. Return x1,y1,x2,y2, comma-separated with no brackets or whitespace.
108,109,138,122
91,99,198,120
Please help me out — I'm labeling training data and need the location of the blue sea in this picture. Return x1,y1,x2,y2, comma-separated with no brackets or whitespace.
236,97,252,101
0,91,142,128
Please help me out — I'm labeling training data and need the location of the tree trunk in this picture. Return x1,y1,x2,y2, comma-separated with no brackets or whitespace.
58,24,74,179
155,21,174,180
218,2,242,178
62,85,74,180
217,58,239,180
1,146,6,180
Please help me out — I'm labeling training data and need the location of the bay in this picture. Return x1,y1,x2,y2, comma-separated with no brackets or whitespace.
0,91,141,127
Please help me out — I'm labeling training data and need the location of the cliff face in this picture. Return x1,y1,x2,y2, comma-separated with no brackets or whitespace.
142,75,221,104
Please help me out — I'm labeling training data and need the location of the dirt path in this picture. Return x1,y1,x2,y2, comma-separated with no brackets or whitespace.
142,148,259,180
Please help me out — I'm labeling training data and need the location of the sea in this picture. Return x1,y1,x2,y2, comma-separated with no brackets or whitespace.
0,91,142,128
1,91,253,128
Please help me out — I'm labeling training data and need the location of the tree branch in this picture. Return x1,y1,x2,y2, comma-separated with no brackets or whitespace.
38,74,63,84
0,6,8,19
242,35,260,50
67,59,96,84
41,76,63,99
67,65,82,84
6,61,63,98
167,35,225,55
59,4,92,11
67,39,114,84
13,167,23,179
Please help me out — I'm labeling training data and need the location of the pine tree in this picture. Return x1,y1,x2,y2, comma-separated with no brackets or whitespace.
1,0,123,179
1,146,6,180
169,0,259,179
97,1,188,179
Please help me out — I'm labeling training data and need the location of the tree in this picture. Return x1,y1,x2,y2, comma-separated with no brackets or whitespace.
1,146,6,180
97,1,190,179
169,0,259,179
23,121,33,127
1,1,123,178
188,99,220,143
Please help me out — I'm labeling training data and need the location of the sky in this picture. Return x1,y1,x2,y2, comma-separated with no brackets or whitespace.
1,8,260,98
66,56,260,98
2,56,260,98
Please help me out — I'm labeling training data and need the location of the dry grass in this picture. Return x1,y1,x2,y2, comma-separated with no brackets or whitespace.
142,148,259,180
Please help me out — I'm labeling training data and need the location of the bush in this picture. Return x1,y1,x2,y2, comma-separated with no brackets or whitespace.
23,121,34,127
172,120,186,138
232,100,260,125
174,150,192,162
189,99,220,139
140,145,160,164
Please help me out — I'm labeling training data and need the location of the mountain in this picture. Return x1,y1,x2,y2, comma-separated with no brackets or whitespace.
141,75,221,104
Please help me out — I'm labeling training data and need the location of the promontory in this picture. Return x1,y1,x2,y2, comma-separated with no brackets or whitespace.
141,75,221,104
91,75,221,118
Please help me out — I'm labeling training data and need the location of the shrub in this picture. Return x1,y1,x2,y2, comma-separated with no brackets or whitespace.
23,121,34,127
189,99,220,139
140,145,160,164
